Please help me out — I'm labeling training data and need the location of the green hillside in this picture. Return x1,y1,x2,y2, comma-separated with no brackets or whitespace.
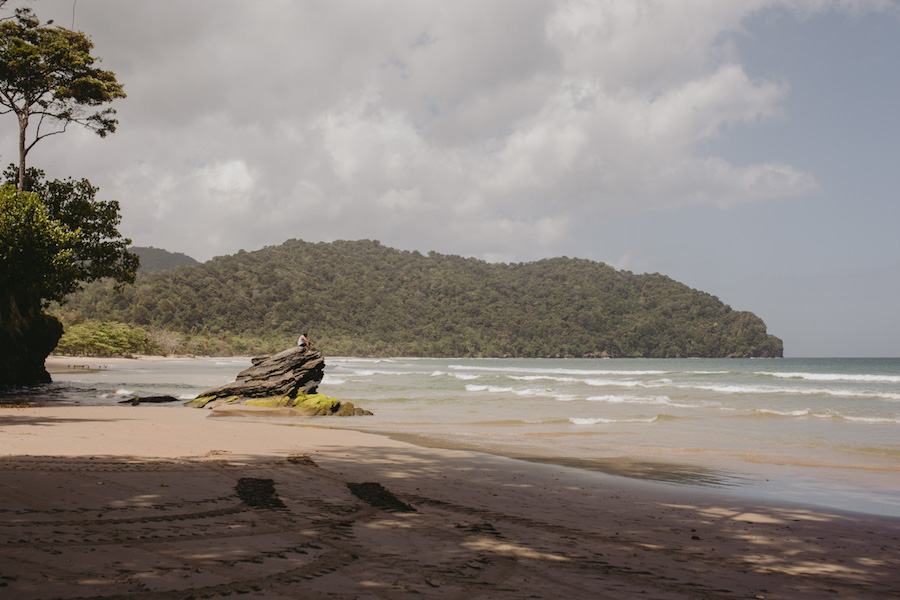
56,239,783,358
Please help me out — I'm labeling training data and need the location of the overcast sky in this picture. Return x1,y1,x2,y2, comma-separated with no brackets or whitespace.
5,1,900,357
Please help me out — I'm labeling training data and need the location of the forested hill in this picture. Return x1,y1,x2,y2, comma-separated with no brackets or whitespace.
131,246,199,273
60,239,783,358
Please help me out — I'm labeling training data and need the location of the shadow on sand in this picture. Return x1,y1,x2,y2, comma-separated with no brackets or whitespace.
0,446,898,599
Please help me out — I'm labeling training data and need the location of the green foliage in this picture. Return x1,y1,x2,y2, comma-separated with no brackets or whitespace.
1,168,139,304
55,319,159,357
0,185,79,304
61,238,784,358
0,7,126,189
5,165,140,289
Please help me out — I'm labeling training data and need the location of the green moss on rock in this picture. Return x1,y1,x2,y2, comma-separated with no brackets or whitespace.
185,392,372,416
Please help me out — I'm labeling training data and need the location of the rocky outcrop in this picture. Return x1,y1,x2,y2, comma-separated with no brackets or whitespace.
187,346,371,416
199,346,326,400
0,293,62,385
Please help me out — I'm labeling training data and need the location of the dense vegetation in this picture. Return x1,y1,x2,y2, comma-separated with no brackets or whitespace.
57,239,783,359
54,320,157,357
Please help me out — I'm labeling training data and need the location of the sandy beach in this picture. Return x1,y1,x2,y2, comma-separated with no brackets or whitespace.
0,400,898,600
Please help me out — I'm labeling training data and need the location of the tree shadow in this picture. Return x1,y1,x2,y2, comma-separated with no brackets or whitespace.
0,447,897,599
0,413,118,427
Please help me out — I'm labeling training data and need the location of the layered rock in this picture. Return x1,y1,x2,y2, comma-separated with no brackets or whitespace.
187,346,371,416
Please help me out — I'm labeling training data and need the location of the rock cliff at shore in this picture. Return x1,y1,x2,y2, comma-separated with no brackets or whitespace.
0,294,62,385
187,346,371,416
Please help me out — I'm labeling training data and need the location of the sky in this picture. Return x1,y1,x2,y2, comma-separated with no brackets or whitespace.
4,0,900,357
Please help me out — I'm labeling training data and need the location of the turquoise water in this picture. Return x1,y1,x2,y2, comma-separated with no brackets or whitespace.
7,356,899,517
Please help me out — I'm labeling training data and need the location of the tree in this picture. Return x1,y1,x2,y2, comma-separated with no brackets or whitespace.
3,166,140,303
0,170,139,384
0,7,125,190
0,184,76,383
0,184,79,306
5,165,140,293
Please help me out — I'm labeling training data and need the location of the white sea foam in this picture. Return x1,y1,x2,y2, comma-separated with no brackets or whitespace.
584,378,643,388
465,383,559,397
837,414,900,424
749,408,899,424
346,369,414,377
761,371,900,384
569,416,660,425
553,394,578,402
465,384,514,394
587,394,668,404
585,394,704,409
680,383,900,401
450,365,669,377
755,408,811,417
115,388,135,397
431,370,479,379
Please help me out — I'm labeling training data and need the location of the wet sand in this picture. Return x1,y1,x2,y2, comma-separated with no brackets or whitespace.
1,404,898,599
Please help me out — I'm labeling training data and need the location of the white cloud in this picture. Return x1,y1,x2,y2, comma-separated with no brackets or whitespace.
3,0,893,261
202,160,254,197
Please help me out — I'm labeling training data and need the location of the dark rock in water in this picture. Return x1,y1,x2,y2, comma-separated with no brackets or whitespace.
200,346,325,401
119,395,180,405
187,347,372,416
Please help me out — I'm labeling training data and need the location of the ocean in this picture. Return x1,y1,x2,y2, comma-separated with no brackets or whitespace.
5,356,899,517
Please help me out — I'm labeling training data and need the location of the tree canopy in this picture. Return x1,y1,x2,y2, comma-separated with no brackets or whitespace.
0,183,79,304
0,7,125,189
5,165,140,291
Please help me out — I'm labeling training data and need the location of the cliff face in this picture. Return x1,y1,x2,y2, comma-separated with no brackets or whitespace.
0,292,62,385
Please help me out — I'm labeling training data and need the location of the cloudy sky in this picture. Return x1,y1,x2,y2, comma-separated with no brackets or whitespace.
5,1,900,357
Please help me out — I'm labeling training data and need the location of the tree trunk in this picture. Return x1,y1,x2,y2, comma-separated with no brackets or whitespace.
17,110,27,190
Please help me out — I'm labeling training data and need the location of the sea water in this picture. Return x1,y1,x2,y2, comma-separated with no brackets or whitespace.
5,356,899,517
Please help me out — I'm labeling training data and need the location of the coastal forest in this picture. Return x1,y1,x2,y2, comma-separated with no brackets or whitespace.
55,239,783,359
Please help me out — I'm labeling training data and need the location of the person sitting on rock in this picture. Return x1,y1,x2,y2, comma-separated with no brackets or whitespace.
297,332,311,350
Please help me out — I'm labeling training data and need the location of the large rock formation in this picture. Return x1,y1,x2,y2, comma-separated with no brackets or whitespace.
0,293,63,385
202,346,326,400
187,346,371,416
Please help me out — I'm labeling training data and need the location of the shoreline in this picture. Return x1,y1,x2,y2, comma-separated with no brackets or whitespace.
1,404,898,598
46,354,256,367
41,355,900,520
